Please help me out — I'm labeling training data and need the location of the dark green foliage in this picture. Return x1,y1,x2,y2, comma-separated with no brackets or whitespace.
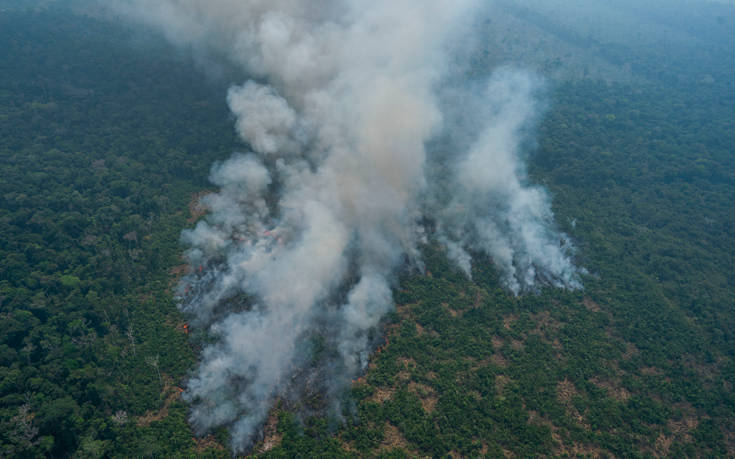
0,8,239,457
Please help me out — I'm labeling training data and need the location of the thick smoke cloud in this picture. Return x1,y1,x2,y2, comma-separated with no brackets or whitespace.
117,0,581,451
435,69,580,294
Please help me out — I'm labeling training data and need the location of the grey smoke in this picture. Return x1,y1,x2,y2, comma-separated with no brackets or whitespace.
435,69,580,294
117,0,581,451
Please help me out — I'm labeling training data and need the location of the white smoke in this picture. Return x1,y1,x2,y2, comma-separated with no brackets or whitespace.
227,82,300,156
435,69,581,294
116,0,581,451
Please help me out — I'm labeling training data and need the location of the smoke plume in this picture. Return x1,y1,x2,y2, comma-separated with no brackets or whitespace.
118,0,580,450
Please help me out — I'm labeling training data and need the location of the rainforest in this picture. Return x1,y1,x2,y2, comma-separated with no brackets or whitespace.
0,1,734,457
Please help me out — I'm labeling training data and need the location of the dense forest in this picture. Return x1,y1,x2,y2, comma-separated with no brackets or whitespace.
1,3,734,458
0,8,239,457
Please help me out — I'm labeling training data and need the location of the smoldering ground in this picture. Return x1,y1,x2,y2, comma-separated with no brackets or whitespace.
114,0,581,451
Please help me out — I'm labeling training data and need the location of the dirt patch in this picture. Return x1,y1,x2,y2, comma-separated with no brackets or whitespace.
396,302,418,318
640,366,664,376
462,356,478,365
527,311,564,350
194,435,225,453
490,353,508,368
527,410,542,424
582,297,602,312
554,434,606,458
187,191,211,224
681,353,720,381
668,417,699,438
396,357,416,382
169,263,189,287
397,357,417,370
397,370,411,381
530,311,563,335
468,390,483,401
495,375,511,393
394,305,431,336
503,314,518,330
667,403,699,443
590,377,630,401
548,417,607,457
256,410,283,454
371,386,395,403
469,356,494,370
556,378,588,427
652,410,699,457
379,422,423,457
408,382,438,413
473,289,486,308
556,378,578,404
653,432,674,457
622,342,638,360
136,384,181,427
722,418,735,457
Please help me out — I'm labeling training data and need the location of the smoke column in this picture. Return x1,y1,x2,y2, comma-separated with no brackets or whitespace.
117,0,581,451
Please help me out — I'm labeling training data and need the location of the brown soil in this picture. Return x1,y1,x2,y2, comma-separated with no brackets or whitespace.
556,378,588,427
168,263,189,289
187,191,211,223
194,435,226,453
495,375,511,393
256,410,283,454
490,353,508,368
510,339,525,351
378,422,425,457
408,382,438,413
530,311,563,334
622,342,638,360
582,297,602,312
503,314,518,330
370,386,395,403
557,379,576,404
136,384,181,427
640,366,663,376
590,376,631,401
